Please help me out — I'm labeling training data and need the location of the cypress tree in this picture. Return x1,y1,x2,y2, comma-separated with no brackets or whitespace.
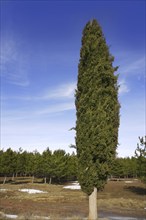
75,19,120,219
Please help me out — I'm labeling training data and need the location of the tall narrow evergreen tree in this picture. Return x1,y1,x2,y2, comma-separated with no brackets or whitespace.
75,19,120,219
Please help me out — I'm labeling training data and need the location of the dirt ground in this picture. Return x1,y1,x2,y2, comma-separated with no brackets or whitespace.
0,178,146,219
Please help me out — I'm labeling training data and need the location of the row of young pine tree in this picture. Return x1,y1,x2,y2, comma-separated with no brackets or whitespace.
0,148,77,184
0,137,145,184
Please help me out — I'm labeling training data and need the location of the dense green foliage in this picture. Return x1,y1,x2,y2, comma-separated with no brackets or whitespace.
0,146,145,183
110,157,138,178
135,136,146,182
75,19,120,195
0,148,77,183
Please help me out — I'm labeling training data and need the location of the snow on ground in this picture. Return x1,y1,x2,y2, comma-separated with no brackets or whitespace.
0,188,47,194
0,213,50,219
125,181,133,183
19,189,47,194
32,216,50,219
4,214,18,219
1,213,143,220
108,217,140,220
63,181,81,190
63,185,81,190
0,188,7,191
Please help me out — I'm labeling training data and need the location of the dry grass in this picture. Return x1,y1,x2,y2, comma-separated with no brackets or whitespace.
0,178,146,219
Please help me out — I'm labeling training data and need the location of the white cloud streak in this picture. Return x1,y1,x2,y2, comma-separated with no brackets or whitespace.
123,57,145,74
0,37,30,86
118,79,129,95
41,82,76,100
2,82,77,101
36,102,75,115
118,56,145,76
116,55,145,96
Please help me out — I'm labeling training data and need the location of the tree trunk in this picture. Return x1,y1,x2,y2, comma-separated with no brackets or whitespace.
32,175,34,183
12,173,15,181
3,176,7,184
49,177,52,184
88,187,98,220
44,177,47,184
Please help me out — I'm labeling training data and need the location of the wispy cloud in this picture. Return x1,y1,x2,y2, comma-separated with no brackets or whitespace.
2,82,77,101
42,82,76,100
123,57,145,74
118,55,145,76
118,79,129,95
37,102,75,115
115,54,145,96
1,82,76,130
0,37,30,86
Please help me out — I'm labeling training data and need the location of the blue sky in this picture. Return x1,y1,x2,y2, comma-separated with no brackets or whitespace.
1,0,145,157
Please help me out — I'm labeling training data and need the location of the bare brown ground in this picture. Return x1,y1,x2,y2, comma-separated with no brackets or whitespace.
0,178,146,219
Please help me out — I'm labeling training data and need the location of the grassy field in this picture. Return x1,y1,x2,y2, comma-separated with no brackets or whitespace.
0,177,146,219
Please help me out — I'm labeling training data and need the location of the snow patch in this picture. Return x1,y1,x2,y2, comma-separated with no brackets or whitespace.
125,181,133,183
33,216,50,219
63,181,81,190
4,214,18,219
0,213,50,219
72,181,79,185
108,217,138,220
19,189,47,194
63,185,81,190
0,188,7,191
